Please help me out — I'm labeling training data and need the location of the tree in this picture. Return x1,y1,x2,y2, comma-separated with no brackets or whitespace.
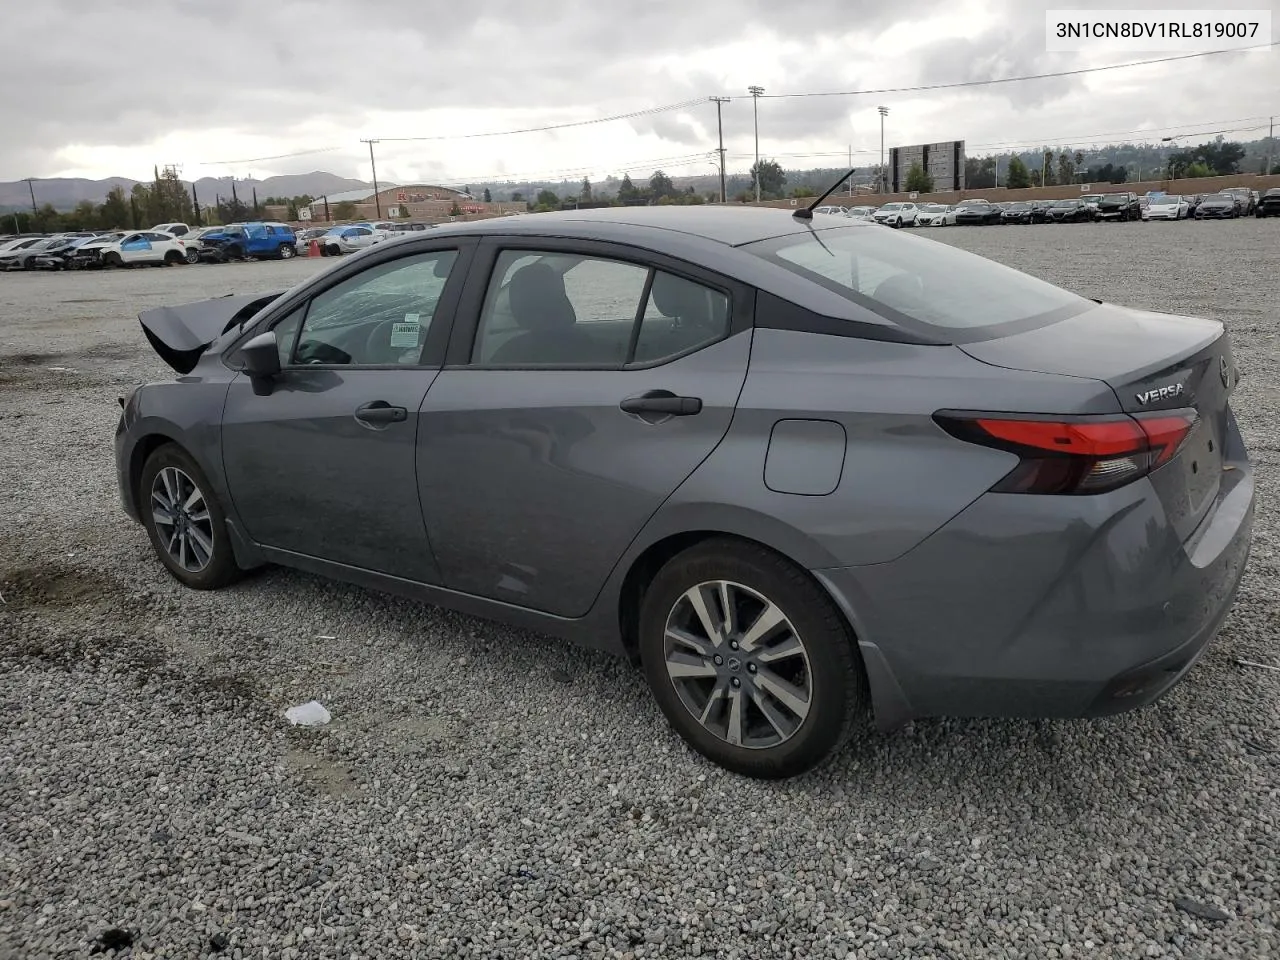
287,199,300,220
904,162,935,193
1042,150,1057,186
749,159,786,199
332,200,358,220
483,187,492,203
449,202,463,217
616,174,639,204
580,178,592,202
511,191,524,202
534,188,559,211
100,186,130,228
1057,151,1076,185
1005,156,1031,189
649,170,676,200
70,200,98,230
790,185,816,198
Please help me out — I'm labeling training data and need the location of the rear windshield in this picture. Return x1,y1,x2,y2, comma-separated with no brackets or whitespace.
744,225,1086,339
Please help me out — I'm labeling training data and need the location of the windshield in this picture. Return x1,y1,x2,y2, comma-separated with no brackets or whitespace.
1053,200,1078,207
879,204,902,212
1005,202,1029,210
1155,196,1182,203
745,226,1085,339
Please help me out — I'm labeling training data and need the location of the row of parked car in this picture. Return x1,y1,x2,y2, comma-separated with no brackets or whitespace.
814,186,1280,228
0,219,441,272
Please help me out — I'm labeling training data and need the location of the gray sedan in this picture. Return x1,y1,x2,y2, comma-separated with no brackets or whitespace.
115,206,1254,778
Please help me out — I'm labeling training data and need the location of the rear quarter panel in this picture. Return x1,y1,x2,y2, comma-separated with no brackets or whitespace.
648,327,1124,569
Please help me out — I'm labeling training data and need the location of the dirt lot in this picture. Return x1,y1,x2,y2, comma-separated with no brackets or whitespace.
2,222,1278,960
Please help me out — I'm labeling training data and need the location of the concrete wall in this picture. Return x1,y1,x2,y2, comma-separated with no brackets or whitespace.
748,172,1280,209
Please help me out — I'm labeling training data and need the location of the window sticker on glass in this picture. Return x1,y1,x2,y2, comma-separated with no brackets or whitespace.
389,316,420,349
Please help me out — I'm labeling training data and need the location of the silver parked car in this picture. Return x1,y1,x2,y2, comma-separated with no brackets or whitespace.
116,207,1253,779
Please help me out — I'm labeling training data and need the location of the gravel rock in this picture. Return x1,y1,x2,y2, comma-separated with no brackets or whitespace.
1,228,1278,958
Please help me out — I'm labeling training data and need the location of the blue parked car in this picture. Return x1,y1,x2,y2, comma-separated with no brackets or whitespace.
199,222,300,262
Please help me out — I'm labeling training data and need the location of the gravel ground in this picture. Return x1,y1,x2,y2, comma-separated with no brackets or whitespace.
1,224,1278,960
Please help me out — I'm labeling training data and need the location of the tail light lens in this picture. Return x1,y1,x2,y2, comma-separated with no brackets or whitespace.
935,410,1199,495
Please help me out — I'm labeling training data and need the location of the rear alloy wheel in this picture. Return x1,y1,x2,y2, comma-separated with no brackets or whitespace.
639,539,867,779
279,244,296,259
184,247,200,264
140,444,243,590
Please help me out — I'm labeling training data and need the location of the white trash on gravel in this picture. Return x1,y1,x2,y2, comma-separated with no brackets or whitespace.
284,700,331,726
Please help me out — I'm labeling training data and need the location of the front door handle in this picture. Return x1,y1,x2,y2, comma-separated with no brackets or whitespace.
354,401,407,425
619,390,703,417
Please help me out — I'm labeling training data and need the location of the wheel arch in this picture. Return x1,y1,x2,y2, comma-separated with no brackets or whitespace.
612,518,913,731
614,517,843,662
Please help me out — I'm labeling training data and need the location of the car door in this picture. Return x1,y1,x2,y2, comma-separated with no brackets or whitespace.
416,237,753,619
219,241,474,581
119,233,153,264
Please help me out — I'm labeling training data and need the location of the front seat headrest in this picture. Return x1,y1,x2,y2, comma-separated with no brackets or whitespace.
650,272,710,324
508,263,577,331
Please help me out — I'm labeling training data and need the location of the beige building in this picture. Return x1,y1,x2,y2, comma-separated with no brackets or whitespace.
266,183,524,225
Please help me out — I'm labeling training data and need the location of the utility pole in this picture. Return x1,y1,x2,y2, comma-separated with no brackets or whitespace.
748,86,765,202
25,178,38,219
362,139,382,218
878,106,889,194
1267,116,1275,178
848,145,853,197
710,97,729,203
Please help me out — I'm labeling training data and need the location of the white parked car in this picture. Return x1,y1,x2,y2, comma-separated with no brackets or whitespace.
320,224,389,256
812,205,849,216
914,203,950,226
872,202,919,227
844,206,876,220
1142,195,1191,221
177,226,225,263
151,222,192,238
76,230,187,268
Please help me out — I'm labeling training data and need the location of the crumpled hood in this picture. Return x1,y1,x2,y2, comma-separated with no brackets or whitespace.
139,291,283,374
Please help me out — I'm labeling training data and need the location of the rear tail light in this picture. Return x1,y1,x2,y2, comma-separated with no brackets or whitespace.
935,410,1199,495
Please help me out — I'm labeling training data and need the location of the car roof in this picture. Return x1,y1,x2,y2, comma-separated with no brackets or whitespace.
424,206,874,248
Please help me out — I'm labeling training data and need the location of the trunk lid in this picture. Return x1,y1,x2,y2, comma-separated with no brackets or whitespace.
139,291,282,374
959,302,1237,541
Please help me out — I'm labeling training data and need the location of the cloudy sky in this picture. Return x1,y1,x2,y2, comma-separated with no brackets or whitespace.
3,0,1276,185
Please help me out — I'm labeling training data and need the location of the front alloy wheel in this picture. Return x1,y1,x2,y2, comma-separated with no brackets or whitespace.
151,466,215,574
140,444,242,589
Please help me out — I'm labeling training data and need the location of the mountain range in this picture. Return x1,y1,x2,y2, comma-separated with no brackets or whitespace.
0,172,387,212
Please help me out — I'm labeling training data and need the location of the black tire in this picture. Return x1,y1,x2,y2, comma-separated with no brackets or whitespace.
102,251,123,268
278,244,296,260
638,538,868,779
227,244,244,260
164,250,182,265
184,247,200,264
139,443,243,590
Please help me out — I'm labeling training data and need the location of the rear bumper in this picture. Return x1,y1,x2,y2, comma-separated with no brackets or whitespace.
815,437,1254,728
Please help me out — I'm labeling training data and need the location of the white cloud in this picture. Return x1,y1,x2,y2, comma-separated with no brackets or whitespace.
1,0,1275,184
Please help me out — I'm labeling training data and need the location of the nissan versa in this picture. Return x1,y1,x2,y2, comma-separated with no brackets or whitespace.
115,205,1254,779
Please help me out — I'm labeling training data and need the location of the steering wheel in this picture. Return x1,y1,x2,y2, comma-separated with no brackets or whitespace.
363,318,419,364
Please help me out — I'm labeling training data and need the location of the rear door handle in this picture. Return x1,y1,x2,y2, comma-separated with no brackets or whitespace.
619,391,702,417
354,401,408,425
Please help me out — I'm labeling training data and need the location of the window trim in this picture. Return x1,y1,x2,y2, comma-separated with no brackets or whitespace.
222,239,477,372
445,236,749,371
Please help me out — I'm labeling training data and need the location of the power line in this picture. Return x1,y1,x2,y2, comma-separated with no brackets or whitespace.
199,145,348,166
755,42,1279,99
374,97,709,142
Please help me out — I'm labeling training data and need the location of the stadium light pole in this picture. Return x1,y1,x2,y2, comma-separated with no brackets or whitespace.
748,85,765,202
878,106,889,194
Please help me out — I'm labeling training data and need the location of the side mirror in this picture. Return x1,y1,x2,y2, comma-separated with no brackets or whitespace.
241,331,281,396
